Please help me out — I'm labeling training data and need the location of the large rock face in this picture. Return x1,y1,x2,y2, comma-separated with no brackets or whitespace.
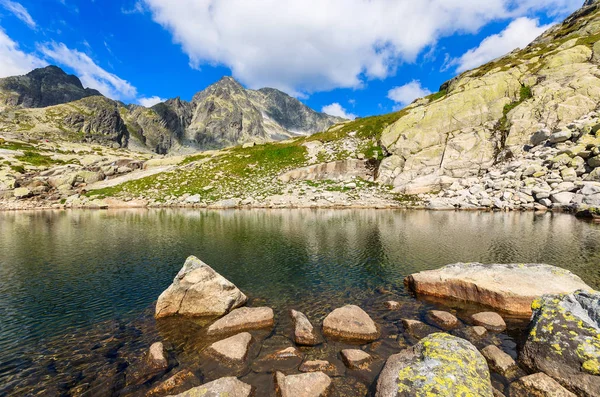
405,263,592,316
0,65,101,108
520,290,600,397
375,333,493,396
378,1,600,193
155,256,247,318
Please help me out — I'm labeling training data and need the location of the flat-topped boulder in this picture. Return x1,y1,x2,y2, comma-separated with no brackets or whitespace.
427,310,459,330
322,305,380,342
405,263,592,316
471,312,506,332
206,332,252,364
376,333,493,396
207,307,274,336
290,309,321,346
155,256,247,318
341,349,372,370
173,377,253,397
520,290,600,397
275,371,332,397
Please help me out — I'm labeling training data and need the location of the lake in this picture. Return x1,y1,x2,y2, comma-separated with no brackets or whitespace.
1,209,599,396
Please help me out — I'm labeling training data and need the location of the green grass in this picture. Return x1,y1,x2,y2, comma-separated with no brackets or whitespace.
424,89,447,102
15,151,64,167
10,165,26,174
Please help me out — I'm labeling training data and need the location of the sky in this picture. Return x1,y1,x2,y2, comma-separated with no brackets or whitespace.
0,0,585,119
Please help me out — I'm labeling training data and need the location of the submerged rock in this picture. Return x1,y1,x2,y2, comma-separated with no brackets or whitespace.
322,305,380,342
376,333,493,396
520,290,600,397
207,307,274,336
206,332,253,364
275,371,332,397
290,309,321,346
155,256,247,318
508,373,577,397
405,263,592,316
173,377,253,397
145,369,200,397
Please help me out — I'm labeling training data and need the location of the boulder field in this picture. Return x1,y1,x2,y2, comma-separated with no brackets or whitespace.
142,256,600,396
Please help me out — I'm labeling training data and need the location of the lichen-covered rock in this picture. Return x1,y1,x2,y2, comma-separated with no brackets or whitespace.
322,305,380,342
520,290,600,397
375,333,493,396
207,306,274,336
155,256,247,318
405,263,592,316
172,377,253,397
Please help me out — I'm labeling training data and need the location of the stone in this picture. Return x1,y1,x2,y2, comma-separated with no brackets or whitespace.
481,345,519,379
588,155,600,168
207,307,274,336
375,333,493,396
471,312,506,332
427,310,459,330
266,347,302,360
531,129,551,146
550,192,575,206
290,309,321,346
206,332,252,364
405,263,591,316
172,377,253,397
13,187,31,198
385,301,402,310
539,198,553,207
155,256,247,318
402,319,439,340
275,371,332,397
299,360,334,373
549,130,572,144
148,342,168,369
520,291,600,397
125,342,170,386
340,349,372,370
509,373,577,397
146,370,201,397
322,305,380,342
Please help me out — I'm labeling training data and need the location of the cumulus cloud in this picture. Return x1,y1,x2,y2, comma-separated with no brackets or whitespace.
322,103,357,120
454,17,553,72
142,0,580,95
0,0,36,29
0,28,46,77
138,96,165,107
38,42,137,100
387,80,431,107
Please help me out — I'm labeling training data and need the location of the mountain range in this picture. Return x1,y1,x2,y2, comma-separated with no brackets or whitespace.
0,67,342,154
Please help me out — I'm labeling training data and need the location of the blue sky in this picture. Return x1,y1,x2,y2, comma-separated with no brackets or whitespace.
0,0,584,119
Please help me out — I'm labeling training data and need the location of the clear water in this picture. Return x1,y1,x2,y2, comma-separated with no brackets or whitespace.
0,209,599,396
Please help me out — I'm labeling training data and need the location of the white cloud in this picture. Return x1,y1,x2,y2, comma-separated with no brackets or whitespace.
122,1,145,15
0,28,46,77
142,0,580,95
138,96,165,107
321,103,357,120
454,17,553,72
0,0,36,29
387,80,431,107
38,42,137,100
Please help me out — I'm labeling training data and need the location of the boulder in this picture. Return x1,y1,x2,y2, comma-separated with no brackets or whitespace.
550,192,575,206
508,373,577,397
125,342,169,386
155,256,247,318
322,305,380,342
290,309,321,346
549,130,572,144
172,377,253,397
207,307,274,336
13,187,31,199
340,349,372,370
480,345,520,380
427,310,459,330
520,291,600,397
531,129,551,146
375,333,493,396
206,332,252,364
145,370,201,397
471,312,506,332
275,371,332,397
405,263,592,316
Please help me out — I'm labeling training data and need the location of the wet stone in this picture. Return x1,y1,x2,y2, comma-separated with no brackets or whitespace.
508,373,577,397
340,349,372,370
206,332,252,364
471,312,507,332
322,305,380,342
145,369,201,397
290,309,321,346
402,319,439,340
207,307,274,336
172,376,253,397
427,310,459,330
275,371,332,397
481,345,521,380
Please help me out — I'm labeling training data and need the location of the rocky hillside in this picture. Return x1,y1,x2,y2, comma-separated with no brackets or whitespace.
0,70,341,154
0,66,102,108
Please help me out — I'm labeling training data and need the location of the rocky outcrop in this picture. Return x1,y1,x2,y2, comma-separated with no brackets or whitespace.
207,307,274,336
155,256,247,318
0,65,101,108
520,290,600,396
375,333,493,396
172,377,253,397
278,159,374,183
322,305,380,342
405,263,592,316
275,371,332,397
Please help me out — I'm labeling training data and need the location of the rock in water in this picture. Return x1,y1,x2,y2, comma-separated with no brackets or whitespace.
275,371,332,397
322,305,380,342
375,333,493,396
520,290,600,397
508,373,577,397
471,312,506,332
172,377,253,397
427,310,459,330
340,349,372,370
206,332,252,364
290,309,321,346
405,263,592,316
155,256,247,318
207,307,274,336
